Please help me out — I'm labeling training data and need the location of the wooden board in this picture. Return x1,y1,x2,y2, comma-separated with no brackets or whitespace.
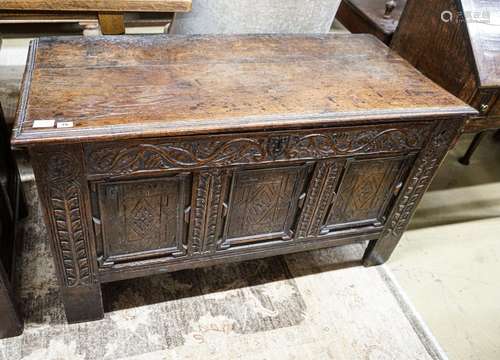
0,0,191,12
461,0,500,87
12,34,475,146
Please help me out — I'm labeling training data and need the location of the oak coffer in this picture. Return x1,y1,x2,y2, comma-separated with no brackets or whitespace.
12,34,476,323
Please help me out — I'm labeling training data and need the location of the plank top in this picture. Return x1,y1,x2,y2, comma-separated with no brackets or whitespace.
12,34,476,146
0,0,191,12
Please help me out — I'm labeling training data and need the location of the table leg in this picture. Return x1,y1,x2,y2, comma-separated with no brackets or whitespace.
493,129,500,142
458,131,487,166
363,118,464,265
31,145,104,323
98,12,125,35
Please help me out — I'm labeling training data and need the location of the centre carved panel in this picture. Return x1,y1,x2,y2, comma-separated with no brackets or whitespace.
220,165,309,248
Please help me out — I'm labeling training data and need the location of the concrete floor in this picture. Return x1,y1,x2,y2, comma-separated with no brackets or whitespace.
388,132,500,360
1,33,500,359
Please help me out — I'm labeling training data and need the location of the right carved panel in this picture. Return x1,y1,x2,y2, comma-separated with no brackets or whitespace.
322,156,413,233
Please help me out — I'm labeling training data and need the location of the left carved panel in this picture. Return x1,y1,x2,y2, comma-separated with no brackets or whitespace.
31,146,97,288
91,174,192,267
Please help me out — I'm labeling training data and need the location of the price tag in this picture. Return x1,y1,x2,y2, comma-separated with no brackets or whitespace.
57,121,74,128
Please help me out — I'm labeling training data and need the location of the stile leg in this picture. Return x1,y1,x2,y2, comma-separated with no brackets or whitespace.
31,145,104,323
363,119,464,266
61,285,104,323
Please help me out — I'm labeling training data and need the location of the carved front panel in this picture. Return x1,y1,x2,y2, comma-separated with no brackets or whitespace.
92,175,191,265
220,165,309,248
323,156,413,232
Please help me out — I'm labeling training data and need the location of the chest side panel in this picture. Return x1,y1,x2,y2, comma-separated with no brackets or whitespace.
392,0,477,101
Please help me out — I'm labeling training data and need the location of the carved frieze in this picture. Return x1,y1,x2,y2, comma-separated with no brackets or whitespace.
84,124,431,177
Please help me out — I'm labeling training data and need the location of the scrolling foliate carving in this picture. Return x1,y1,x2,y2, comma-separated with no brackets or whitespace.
34,150,93,288
85,124,431,176
190,170,225,254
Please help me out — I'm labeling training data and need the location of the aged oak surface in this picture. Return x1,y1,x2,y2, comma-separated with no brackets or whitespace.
0,0,191,35
392,0,500,163
13,34,472,145
0,0,192,12
13,34,476,323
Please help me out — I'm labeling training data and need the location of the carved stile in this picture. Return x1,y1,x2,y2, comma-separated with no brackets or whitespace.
364,119,465,265
190,170,225,255
31,147,96,288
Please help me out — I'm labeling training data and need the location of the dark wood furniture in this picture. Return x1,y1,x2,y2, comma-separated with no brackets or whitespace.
0,0,191,35
392,0,500,164
0,103,25,338
336,0,406,44
12,34,475,323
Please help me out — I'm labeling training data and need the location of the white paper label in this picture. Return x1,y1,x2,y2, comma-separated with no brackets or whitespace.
57,121,74,128
32,119,55,128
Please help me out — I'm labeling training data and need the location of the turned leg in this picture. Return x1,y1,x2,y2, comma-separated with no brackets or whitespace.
98,12,126,35
363,119,464,266
31,145,104,323
458,131,487,165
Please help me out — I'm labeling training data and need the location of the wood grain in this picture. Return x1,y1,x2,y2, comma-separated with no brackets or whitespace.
17,34,475,323
12,34,475,146
391,0,500,153
461,0,500,87
97,12,125,34
0,0,192,12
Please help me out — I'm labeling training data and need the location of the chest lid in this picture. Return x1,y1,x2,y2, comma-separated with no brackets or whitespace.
12,34,476,146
